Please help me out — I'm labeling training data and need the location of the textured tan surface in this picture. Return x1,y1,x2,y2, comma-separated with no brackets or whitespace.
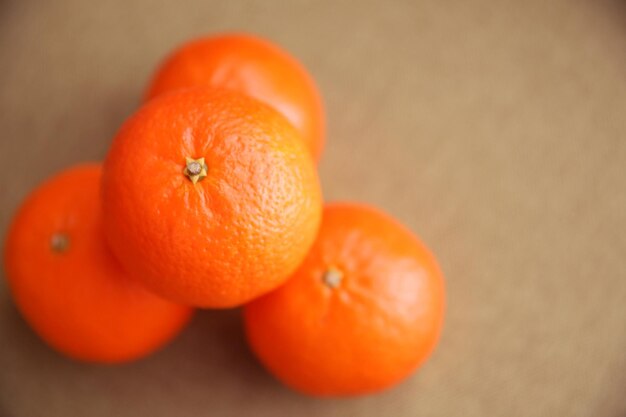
1,0,625,416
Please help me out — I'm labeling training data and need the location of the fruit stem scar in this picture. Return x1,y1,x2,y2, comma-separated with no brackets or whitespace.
184,157,208,184
322,266,344,289
51,233,70,253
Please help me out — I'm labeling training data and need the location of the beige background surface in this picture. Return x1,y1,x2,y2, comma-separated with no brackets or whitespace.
1,0,625,416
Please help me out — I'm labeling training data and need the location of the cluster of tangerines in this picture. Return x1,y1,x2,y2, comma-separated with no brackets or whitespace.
4,34,445,397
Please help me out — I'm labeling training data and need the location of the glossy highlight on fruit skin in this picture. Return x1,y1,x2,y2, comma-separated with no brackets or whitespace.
102,88,323,308
144,33,325,161
244,202,446,397
3,164,193,363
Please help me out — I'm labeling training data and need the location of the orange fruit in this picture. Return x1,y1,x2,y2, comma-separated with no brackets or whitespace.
102,88,323,308
144,33,325,161
3,164,193,363
244,202,445,396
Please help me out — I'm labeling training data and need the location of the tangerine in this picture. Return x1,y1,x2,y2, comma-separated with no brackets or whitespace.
3,164,193,363
244,202,445,396
102,88,322,308
144,33,325,161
